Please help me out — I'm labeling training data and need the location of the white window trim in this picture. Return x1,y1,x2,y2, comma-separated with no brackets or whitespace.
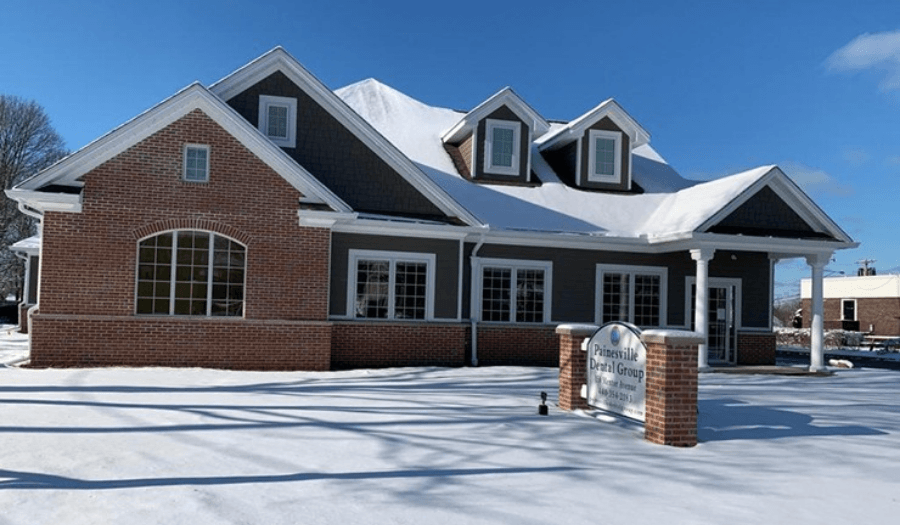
474,257,553,324
841,298,858,321
587,129,622,183
347,249,436,321
134,230,248,318
483,119,521,176
258,95,297,148
182,144,210,182
596,264,668,327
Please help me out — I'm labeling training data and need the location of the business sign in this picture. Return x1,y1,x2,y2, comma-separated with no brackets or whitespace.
585,322,647,422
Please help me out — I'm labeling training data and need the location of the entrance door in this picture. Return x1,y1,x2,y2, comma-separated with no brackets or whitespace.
687,278,741,365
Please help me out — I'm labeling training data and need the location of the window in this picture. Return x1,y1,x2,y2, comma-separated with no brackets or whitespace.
258,95,297,148
136,231,245,317
477,258,552,323
484,119,521,176
183,144,209,182
348,250,435,320
841,299,857,321
588,129,622,183
596,265,667,327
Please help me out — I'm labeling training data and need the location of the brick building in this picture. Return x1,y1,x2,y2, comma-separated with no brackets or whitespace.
6,48,856,370
801,274,900,336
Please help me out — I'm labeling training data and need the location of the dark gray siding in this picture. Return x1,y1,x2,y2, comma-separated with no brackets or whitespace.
330,233,460,319
709,250,771,328
225,71,448,220
473,106,530,183
464,244,771,329
541,141,578,187
708,186,829,239
28,256,39,304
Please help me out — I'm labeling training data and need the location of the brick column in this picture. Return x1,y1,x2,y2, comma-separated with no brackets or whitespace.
642,330,702,447
555,324,597,411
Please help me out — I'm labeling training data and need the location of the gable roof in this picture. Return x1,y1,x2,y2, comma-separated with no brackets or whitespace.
440,87,551,144
538,98,650,151
12,83,351,213
210,47,481,227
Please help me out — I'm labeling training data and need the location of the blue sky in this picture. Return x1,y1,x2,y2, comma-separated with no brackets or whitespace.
3,0,900,298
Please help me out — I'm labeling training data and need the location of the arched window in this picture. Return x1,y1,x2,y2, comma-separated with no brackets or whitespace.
136,230,245,317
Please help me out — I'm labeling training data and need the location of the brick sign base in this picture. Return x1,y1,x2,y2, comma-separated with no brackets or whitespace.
556,324,702,447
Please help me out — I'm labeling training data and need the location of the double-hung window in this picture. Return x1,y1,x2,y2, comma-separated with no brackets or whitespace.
183,144,209,182
258,95,297,148
136,230,246,317
477,258,552,323
348,250,435,320
484,119,521,176
588,129,622,183
596,264,666,327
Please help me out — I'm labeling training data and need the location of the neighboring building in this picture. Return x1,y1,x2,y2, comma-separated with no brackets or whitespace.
8,235,39,334
801,274,900,335
5,48,856,370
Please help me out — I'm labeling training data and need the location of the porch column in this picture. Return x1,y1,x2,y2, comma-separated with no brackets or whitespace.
691,248,715,371
806,253,831,372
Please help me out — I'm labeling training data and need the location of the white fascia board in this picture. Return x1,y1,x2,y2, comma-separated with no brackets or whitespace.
539,98,650,152
332,218,471,240
440,87,550,143
14,83,351,214
697,166,855,244
5,189,82,213
211,48,482,227
648,231,857,256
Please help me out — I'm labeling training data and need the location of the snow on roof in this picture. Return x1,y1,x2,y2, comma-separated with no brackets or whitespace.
9,235,40,254
335,79,768,238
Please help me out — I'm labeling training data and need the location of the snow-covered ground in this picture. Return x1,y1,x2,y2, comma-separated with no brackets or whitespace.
0,324,28,366
1,329,899,524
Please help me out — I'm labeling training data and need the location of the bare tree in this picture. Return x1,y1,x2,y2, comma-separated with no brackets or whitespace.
1,95,67,302
773,296,801,328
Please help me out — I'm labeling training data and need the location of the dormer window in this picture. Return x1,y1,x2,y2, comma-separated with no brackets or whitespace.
484,119,521,176
588,129,622,183
258,95,297,148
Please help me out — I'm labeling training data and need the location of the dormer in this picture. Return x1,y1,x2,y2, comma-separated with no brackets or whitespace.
538,99,649,192
441,88,550,184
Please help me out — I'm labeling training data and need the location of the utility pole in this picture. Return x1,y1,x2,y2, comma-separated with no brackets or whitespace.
856,258,877,276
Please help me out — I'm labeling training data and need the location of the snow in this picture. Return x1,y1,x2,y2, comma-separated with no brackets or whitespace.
1,328,899,523
335,79,771,238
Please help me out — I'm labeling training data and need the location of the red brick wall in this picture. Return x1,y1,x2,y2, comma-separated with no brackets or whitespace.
802,298,900,335
555,326,592,411
643,334,698,447
737,331,776,365
475,325,559,366
32,109,332,369
30,315,331,370
330,322,467,369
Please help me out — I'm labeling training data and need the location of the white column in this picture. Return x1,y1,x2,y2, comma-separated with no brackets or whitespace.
806,253,831,372
691,248,715,371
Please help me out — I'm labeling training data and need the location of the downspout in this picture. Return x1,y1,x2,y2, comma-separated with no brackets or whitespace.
469,226,489,367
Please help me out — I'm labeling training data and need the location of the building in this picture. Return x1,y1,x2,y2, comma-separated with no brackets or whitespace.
5,48,856,371
801,274,900,335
